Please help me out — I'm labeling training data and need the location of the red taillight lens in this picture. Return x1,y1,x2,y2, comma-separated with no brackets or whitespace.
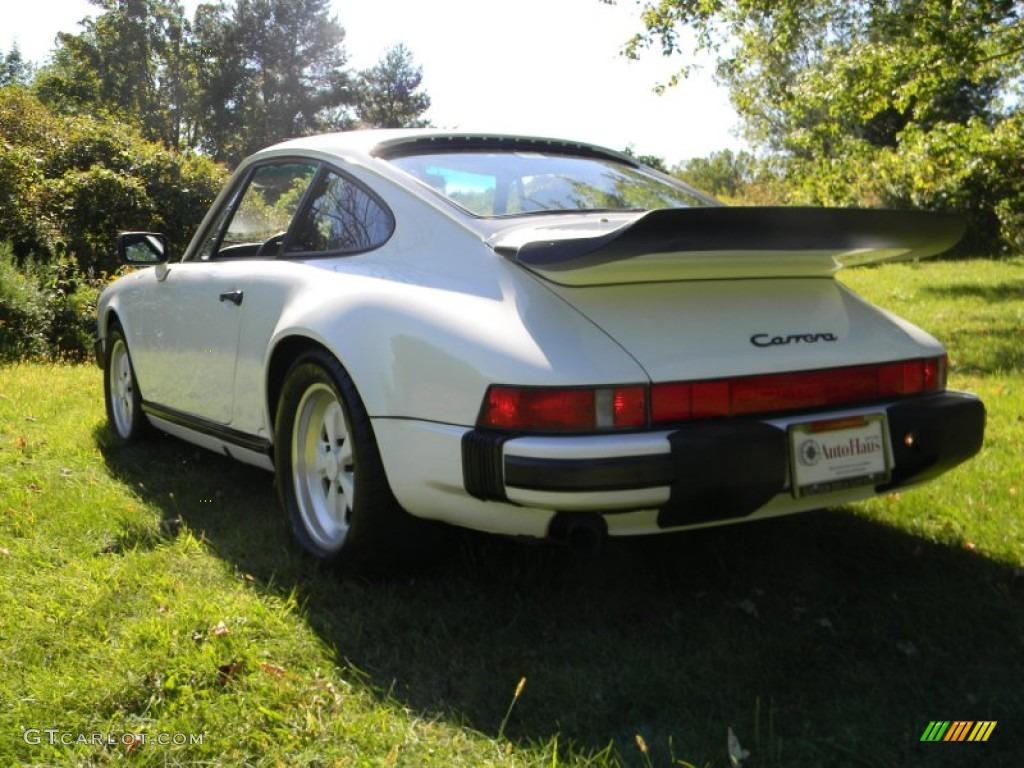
650,357,947,426
484,387,594,431
611,386,647,428
480,385,647,432
482,357,945,432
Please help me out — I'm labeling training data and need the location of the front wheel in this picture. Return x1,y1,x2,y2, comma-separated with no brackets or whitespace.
103,322,151,444
274,350,425,572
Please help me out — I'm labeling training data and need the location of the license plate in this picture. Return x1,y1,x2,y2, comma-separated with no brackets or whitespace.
789,415,890,497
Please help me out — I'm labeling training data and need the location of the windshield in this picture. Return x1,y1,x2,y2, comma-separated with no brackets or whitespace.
385,149,711,217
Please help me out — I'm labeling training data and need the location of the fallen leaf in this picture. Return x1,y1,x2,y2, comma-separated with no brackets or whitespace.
260,662,287,677
192,630,204,643
216,660,244,685
635,734,649,756
14,436,26,450
0,547,11,558
124,734,143,754
211,620,230,637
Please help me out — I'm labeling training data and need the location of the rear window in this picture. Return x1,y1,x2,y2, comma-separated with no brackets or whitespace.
384,148,711,217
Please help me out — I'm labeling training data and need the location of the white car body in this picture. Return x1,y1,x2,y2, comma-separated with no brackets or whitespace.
96,130,985,564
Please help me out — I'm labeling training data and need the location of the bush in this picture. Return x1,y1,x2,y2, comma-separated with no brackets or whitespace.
0,242,109,363
0,87,227,274
0,243,50,361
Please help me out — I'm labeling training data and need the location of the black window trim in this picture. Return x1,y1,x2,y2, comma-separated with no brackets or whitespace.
277,161,396,260
185,156,396,263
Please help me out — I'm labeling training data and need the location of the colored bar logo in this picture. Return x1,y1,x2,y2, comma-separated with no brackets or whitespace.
920,721,997,742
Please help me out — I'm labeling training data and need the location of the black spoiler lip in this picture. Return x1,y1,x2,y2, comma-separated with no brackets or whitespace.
498,207,966,272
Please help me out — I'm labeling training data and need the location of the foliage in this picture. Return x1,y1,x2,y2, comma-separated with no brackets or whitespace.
0,243,107,363
621,0,1024,253
0,87,226,274
355,44,432,129
33,0,196,150
0,44,33,87
673,148,758,201
31,1,431,163
192,0,353,163
0,244,50,361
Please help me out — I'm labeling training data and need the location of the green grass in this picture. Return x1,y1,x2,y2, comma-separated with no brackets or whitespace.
1,258,1022,767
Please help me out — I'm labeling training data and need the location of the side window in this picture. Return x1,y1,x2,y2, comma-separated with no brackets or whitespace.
286,170,394,255
195,162,318,260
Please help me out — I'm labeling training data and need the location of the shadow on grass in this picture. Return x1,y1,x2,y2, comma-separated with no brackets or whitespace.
921,278,1024,305
97,427,1024,768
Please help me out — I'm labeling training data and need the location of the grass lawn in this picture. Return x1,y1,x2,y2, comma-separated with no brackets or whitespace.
1,258,1021,767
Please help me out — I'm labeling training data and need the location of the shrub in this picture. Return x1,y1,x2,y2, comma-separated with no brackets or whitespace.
0,242,50,361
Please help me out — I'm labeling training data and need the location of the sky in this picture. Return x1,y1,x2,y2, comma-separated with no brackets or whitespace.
1,0,745,165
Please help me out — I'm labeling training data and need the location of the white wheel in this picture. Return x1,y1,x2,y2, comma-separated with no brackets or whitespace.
275,349,433,572
291,382,356,553
103,322,150,443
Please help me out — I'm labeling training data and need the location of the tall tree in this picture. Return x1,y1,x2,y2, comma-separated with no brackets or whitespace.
355,44,431,128
0,44,33,87
619,0,1024,252
620,0,1022,155
34,0,194,150
194,0,353,163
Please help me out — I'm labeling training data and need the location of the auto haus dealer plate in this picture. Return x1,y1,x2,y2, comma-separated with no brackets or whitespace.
789,415,891,497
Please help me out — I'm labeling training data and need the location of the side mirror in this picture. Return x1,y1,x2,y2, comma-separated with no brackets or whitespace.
117,232,169,265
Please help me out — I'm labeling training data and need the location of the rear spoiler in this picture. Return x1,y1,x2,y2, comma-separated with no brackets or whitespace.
493,207,965,285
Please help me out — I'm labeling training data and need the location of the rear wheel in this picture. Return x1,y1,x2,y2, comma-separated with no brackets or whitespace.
104,322,151,444
274,350,425,572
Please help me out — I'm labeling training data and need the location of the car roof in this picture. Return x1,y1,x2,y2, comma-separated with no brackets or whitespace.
257,129,640,167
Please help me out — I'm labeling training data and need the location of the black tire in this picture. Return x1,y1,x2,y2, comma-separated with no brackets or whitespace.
103,321,152,444
274,349,428,573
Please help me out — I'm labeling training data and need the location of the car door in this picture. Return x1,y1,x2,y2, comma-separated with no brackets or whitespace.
135,262,251,424
132,160,321,425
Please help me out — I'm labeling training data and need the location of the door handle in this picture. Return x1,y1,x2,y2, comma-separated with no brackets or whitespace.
219,289,244,306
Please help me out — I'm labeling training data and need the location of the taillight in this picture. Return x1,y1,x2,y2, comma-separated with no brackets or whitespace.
650,357,947,426
480,357,946,432
481,385,646,432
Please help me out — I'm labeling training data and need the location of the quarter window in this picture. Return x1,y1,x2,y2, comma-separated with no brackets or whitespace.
286,171,394,254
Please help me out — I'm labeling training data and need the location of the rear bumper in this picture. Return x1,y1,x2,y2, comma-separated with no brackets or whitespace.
462,392,985,528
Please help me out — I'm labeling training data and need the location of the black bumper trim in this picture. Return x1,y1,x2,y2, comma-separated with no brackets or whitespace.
460,392,986,522
881,393,986,491
462,430,511,501
658,421,787,527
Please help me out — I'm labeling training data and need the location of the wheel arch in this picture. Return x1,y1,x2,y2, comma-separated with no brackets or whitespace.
266,334,347,441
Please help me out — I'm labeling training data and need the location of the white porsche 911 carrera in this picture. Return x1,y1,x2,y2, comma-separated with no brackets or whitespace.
95,130,986,569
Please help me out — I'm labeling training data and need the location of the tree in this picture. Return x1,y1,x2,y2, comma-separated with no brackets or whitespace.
0,44,33,87
194,0,353,163
620,0,1024,252
674,149,757,200
355,44,431,128
34,0,195,150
